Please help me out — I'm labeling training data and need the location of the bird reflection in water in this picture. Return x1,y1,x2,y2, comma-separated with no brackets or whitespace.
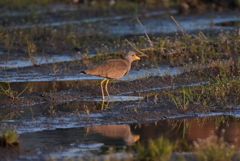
85,124,140,145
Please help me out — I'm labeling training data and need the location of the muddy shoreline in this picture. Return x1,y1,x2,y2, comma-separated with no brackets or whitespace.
1,66,238,112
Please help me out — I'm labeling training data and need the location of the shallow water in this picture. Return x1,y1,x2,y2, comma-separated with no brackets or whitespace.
1,90,240,160
0,11,239,84
4,10,240,36
0,54,82,69
0,65,179,83
84,96,145,102
5,115,240,160
4,10,178,30
1,5,240,161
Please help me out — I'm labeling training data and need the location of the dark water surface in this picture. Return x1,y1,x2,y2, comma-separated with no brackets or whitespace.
16,115,240,159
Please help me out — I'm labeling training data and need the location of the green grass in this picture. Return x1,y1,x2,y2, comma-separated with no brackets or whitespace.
164,62,240,109
0,129,20,147
167,76,240,109
44,116,240,161
0,77,30,100
134,136,176,161
1,20,240,68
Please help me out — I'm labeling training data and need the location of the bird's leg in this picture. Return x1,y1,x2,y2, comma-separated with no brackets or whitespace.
100,78,107,100
105,79,110,100
101,99,104,110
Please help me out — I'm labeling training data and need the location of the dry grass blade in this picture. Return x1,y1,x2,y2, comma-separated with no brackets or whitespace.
136,17,154,47
140,47,166,51
125,39,149,57
171,16,185,36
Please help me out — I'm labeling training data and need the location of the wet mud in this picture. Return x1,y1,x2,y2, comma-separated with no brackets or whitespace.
0,66,238,115
1,2,240,160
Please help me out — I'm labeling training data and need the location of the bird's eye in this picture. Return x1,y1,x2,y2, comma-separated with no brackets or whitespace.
132,55,134,57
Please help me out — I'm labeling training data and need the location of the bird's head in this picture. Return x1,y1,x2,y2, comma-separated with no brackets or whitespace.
125,51,140,62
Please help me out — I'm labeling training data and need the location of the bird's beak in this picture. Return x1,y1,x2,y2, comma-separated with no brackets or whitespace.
135,55,141,60
133,135,140,142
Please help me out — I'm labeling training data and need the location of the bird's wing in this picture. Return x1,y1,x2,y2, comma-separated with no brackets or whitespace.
84,59,129,79
104,60,130,79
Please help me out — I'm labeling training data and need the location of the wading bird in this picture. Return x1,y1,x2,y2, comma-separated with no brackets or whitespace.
81,51,140,100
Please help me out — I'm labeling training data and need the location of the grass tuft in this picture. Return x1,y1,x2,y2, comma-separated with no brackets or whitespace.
134,136,176,161
0,80,30,100
164,68,240,109
194,135,236,161
0,129,20,148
